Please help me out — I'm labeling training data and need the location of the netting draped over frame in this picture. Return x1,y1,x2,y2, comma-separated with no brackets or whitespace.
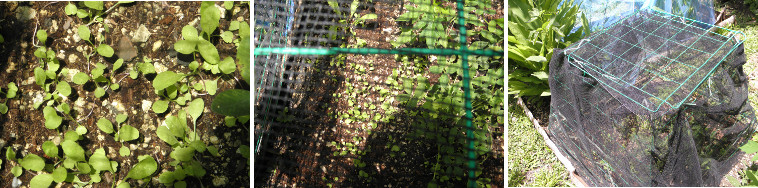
548,9,757,186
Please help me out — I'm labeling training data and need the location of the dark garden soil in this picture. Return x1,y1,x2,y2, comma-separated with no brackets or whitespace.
253,0,503,187
0,2,249,187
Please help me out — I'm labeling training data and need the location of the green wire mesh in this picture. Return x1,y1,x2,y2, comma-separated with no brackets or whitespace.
253,0,504,187
566,9,745,114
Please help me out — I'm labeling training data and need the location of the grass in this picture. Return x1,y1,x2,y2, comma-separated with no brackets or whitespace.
507,97,569,187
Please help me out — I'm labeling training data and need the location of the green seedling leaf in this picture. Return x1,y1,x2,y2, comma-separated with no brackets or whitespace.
219,56,236,74
189,61,199,71
119,145,130,157
165,115,186,139
229,21,239,31
94,87,105,98
57,81,72,96
200,1,220,35
65,131,79,141
116,114,128,124
188,98,204,124
182,24,198,41
62,140,85,161
73,72,89,85
83,1,104,10
53,166,67,183
237,145,249,159
224,1,233,10
190,140,206,153
43,106,62,129
34,67,46,86
0,103,7,115
7,147,16,161
171,147,195,162
156,125,178,146
7,82,17,98
159,171,175,184
114,59,124,71
118,125,139,141
78,25,90,42
224,116,236,127
138,62,156,74
239,36,250,83
130,70,138,79
97,118,114,134
89,148,112,172
12,165,22,177
174,40,197,54
175,181,188,188
21,154,45,171
205,79,218,95
197,40,220,64
221,31,234,43
126,155,157,180
76,125,87,135
97,44,115,57
153,71,184,91
207,145,220,157
37,30,47,44
152,100,169,114
42,141,58,158
111,83,120,90
65,3,77,15
77,162,91,174
211,89,250,117
76,8,88,18
30,173,53,188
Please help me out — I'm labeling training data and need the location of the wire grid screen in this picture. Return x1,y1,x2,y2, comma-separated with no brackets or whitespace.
253,0,504,187
566,10,742,114
548,10,757,186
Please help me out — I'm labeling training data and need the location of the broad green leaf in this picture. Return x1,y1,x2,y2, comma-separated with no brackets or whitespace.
62,140,85,161
65,131,80,141
76,125,87,135
77,162,91,174
188,98,204,124
7,82,17,98
156,125,178,146
175,181,187,188
205,79,218,95
65,3,78,15
97,118,114,134
83,1,104,10
130,70,138,79
0,103,7,114
126,155,157,180
37,30,47,44
181,25,198,41
76,8,88,18
200,1,220,35
43,106,62,129
153,71,184,91
89,148,112,172
220,31,234,43
78,25,90,42
207,145,220,157
73,72,89,85
30,173,54,188
152,100,169,114
190,140,206,152
165,115,186,139
119,145,130,157
224,1,233,10
211,89,250,117
21,154,45,171
171,147,195,162
117,182,131,188
219,56,236,74
7,147,16,161
57,81,72,96
238,36,250,83
116,114,128,124
53,166,67,183
42,141,58,158
174,40,196,54
118,125,139,141
526,56,547,63
197,40,220,64
12,165,22,177
741,140,758,154
94,87,105,98
532,71,549,81
159,171,175,184
237,145,249,159
114,59,124,71
97,44,115,57
111,83,120,90
229,21,240,31
34,67,46,86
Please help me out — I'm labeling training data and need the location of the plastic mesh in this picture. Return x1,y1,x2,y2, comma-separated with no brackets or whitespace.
253,0,504,187
549,9,756,186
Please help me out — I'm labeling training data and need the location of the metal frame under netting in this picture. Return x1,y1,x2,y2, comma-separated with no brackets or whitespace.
566,9,745,113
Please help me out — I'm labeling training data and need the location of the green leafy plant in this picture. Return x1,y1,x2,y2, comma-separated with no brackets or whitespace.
326,0,377,47
732,139,758,186
507,0,588,96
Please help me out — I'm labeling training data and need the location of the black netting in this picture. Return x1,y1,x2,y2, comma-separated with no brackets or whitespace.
548,10,757,186
254,0,504,187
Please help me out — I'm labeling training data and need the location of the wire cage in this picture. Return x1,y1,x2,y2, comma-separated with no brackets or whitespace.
549,8,757,186
253,0,504,187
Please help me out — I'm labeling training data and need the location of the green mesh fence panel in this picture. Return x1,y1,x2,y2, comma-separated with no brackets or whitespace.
549,9,757,186
253,0,504,187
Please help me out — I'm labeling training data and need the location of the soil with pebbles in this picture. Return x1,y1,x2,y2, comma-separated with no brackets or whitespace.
0,2,250,187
